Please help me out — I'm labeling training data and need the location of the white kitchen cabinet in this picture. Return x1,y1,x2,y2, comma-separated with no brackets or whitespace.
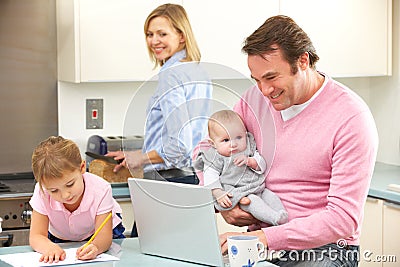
360,197,383,267
360,197,400,267
279,0,392,77
183,0,280,78
117,199,134,236
57,0,392,82
56,0,180,82
382,202,400,266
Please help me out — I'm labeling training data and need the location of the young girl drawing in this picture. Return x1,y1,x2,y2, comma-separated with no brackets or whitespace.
29,136,125,263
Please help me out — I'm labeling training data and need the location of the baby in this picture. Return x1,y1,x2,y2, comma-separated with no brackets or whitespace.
194,110,288,225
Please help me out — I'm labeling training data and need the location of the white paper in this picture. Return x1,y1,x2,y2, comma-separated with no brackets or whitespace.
0,247,119,267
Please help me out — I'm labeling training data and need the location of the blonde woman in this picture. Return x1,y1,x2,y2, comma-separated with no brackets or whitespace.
108,4,212,177
107,3,213,238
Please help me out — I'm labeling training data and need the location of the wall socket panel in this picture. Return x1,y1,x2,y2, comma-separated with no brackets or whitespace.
86,99,103,129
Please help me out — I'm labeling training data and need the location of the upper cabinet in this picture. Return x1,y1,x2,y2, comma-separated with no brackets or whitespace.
56,0,392,82
183,0,279,78
279,0,392,77
56,0,180,82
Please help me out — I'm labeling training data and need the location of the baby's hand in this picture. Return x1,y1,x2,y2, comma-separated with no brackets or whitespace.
39,243,66,263
76,243,99,260
213,189,233,208
233,154,248,167
234,155,259,170
217,195,233,208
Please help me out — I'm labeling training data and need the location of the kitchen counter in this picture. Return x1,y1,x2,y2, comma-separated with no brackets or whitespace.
0,238,277,267
112,162,400,204
111,182,131,200
368,162,400,203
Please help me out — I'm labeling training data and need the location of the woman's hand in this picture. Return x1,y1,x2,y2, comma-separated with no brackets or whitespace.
219,230,267,255
219,197,258,226
105,151,126,173
125,150,146,170
106,150,146,173
106,149,166,173
38,243,66,263
76,243,99,261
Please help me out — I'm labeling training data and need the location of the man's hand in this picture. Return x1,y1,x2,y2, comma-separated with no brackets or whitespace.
219,230,267,255
219,197,258,226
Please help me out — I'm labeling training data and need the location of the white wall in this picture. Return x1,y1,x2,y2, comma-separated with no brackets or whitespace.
58,81,149,154
58,0,400,165
58,79,251,155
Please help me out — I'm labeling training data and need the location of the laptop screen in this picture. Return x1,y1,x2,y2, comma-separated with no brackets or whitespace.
128,178,225,266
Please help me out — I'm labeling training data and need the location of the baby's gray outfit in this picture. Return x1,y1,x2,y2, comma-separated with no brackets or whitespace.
194,133,288,226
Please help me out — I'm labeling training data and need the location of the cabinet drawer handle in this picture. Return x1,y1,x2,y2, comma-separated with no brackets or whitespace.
383,201,400,210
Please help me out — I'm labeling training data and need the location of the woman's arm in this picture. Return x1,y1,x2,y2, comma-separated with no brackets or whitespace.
29,210,66,263
107,149,164,173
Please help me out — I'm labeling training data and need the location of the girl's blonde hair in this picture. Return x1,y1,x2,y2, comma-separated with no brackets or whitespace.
31,136,82,187
144,3,201,68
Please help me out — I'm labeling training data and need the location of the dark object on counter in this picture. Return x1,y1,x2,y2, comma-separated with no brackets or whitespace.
86,135,144,169
143,167,197,180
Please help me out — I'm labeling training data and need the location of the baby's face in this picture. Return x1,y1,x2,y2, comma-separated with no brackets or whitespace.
210,121,247,157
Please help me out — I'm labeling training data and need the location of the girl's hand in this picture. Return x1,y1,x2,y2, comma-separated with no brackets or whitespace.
76,243,99,260
39,243,66,264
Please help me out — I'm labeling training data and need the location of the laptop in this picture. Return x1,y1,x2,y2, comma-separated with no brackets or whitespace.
127,177,226,266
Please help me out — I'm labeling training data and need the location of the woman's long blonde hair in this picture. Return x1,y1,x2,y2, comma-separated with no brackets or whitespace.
144,3,201,68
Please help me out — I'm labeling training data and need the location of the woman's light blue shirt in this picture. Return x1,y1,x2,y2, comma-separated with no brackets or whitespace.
143,50,213,171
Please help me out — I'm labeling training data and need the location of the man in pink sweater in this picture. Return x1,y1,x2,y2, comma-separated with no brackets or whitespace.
218,15,378,266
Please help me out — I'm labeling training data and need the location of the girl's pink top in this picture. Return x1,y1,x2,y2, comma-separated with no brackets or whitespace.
30,172,122,241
